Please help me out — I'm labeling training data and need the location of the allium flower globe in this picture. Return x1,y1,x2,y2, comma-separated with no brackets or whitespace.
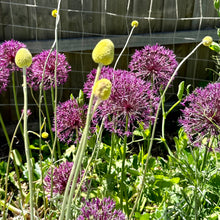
44,161,87,197
27,50,71,90
54,98,86,144
179,82,220,146
84,66,159,136
0,39,26,93
129,44,178,92
77,197,126,220
0,39,26,72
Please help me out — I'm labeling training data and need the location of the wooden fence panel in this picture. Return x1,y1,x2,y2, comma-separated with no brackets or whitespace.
0,0,219,141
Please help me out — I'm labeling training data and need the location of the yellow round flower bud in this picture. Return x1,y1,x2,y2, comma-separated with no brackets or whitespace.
131,20,139,28
93,78,112,101
202,36,213,46
52,9,57,18
92,39,114,65
42,132,49,139
15,48,32,68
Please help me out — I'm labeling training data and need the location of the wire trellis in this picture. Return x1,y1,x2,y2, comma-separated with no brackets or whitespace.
0,0,219,124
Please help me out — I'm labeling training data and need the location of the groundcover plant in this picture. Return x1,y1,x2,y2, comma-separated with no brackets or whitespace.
0,4,220,220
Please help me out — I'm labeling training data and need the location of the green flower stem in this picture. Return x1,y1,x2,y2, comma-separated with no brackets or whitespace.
12,71,23,135
120,115,129,214
50,87,58,161
113,25,136,70
129,41,203,220
50,85,62,159
73,119,105,203
161,87,181,141
29,87,45,119
108,132,116,174
22,67,34,220
39,44,55,220
0,113,10,146
161,94,166,139
59,63,103,220
200,137,213,172
2,114,25,220
43,90,54,143
65,63,103,220
49,0,61,205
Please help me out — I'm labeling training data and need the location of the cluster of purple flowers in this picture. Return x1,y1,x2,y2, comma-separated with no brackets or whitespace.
77,197,125,220
84,66,159,136
27,50,71,90
0,40,71,93
54,98,86,144
179,82,220,146
44,161,87,197
0,39,177,141
0,39,26,93
129,44,178,92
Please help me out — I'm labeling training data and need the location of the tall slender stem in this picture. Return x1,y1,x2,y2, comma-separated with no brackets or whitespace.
108,131,116,174
120,115,129,215
114,26,135,70
64,63,103,220
22,67,34,220
59,63,102,220
73,119,105,203
49,0,62,207
0,113,10,146
129,41,203,220
12,71,23,135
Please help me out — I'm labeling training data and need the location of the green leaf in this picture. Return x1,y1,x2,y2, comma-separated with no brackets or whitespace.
0,188,5,197
12,149,22,166
135,212,142,218
29,144,47,151
132,154,138,169
140,213,150,220
133,130,143,137
105,174,117,192
8,171,20,189
64,145,76,158
29,145,40,150
77,89,85,107
127,168,140,176
186,84,191,95
177,81,185,100
206,212,220,220
144,129,150,137
0,161,7,175
209,42,220,53
214,0,220,10
217,28,220,38
154,175,180,188
70,93,74,100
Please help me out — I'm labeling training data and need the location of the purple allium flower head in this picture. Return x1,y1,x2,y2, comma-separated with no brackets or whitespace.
44,161,87,197
0,39,26,72
179,82,220,146
27,50,71,90
128,44,178,92
0,39,26,93
77,197,126,220
54,98,86,144
84,66,159,136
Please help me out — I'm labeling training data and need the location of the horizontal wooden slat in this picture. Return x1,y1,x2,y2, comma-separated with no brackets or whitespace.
20,29,218,53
